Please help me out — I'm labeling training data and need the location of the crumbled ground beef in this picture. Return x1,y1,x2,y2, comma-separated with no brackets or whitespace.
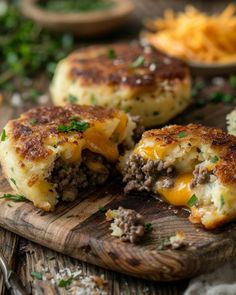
48,150,111,201
111,207,145,243
190,164,211,188
123,154,176,194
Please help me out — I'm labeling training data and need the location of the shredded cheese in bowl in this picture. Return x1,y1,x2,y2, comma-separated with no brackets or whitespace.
143,4,236,65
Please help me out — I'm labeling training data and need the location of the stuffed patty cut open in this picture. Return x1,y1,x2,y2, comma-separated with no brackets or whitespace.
0,105,141,211
121,124,236,229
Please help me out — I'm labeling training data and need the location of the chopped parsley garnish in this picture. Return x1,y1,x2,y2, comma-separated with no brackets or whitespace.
58,277,73,288
107,48,117,59
0,194,27,202
229,75,236,89
211,155,219,163
191,81,205,97
123,105,131,113
10,178,17,186
177,131,187,138
1,129,6,141
29,118,38,125
220,195,225,210
68,94,78,104
98,206,106,213
187,194,198,207
31,271,43,280
157,238,170,251
90,94,97,105
144,223,153,232
58,120,89,133
208,92,233,104
131,56,145,68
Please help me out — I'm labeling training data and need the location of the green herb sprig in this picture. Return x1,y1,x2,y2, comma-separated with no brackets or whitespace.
58,120,89,133
0,194,27,202
187,194,198,207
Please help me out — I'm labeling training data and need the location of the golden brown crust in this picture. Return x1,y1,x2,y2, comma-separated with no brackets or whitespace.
9,105,116,161
143,124,236,185
67,43,189,88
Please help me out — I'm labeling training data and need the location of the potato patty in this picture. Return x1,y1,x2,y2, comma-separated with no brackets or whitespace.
50,43,191,127
121,124,236,229
0,105,138,211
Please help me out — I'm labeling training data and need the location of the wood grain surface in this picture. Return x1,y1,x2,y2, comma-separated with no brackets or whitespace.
0,0,235,294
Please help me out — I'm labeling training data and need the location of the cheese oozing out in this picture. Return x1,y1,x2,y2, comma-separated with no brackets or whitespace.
158,173,193,206
134,140,195,207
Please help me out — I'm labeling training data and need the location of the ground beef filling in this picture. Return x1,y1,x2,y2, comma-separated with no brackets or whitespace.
190,164,212,188
123,154,176,194
111,207,145,244
48,150,111,201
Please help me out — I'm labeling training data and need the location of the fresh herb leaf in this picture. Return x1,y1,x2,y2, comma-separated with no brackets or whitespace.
211,155,219,163
123,106,130,113
222,93,233,104
208,92,233,104
187,194,198,207
58,121,89,133
229,75,236,89
131,56,145,68
177,131,187,138
107,48,117,59
58,277,73,288
157,238,170,251
98,206,106,213
90,94,97,105
144,223,153,232
0,194,27,202
68,94,78,104
220,195,225,210
1,129,6,141
29,118,38,125
10,178,17,186
31,271,43,280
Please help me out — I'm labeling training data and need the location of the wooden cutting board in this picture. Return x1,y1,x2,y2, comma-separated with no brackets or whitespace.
0,83,236,282
1,169,236,282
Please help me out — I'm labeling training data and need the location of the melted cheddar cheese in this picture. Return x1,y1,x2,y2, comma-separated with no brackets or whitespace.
134,138,169,160
158,173,193,206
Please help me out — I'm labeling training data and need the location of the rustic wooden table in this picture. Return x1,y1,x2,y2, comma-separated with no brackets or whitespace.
0,0,234,294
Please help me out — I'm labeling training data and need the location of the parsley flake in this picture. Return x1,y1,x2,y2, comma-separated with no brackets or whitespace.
187,194,198,207
68,94,78,104
230,75,236,89
123,105,131,113
211,155,219,163
0,194,27,202
1,129,6,141
90,94,97,105
177,131,187,138
98,206,106,213
31,271,43,280
131,56,145,68
58,277,73,288
58,121,89,133
144,223,153,232
10,178,17,186
220,195,225,210
29,118,38,125
107,48,117,59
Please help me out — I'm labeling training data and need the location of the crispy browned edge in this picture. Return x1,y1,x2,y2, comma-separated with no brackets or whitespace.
7,105,117,161
66,43,190,88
